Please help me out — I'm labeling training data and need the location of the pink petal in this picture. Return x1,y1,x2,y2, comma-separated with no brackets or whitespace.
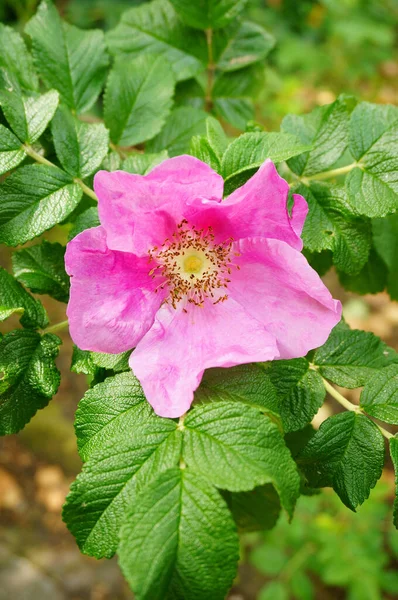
65,227,166,354
130,300,279,418
291,193,308,237
94,155,224,256
228,237,341,359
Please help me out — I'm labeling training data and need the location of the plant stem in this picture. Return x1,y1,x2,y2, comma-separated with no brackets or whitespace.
23,144,98,201
42,319,69,334
288,162,360,187
321,376,393,440
205,28,215,112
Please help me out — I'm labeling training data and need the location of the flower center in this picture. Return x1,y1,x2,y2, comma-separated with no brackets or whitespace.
148,219,239,309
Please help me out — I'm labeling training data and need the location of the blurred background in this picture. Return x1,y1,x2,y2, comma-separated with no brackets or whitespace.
0,1,397,598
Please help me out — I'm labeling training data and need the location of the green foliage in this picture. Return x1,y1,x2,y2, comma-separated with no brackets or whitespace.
223,484,281,532
360,365,398,425
390,436,398,528
0,23,38,91
147,107,213,156
104,55,174,146
0,330,61,435
169,0,247,30
298,412,385,511
0,124,26,175
0,266,48,329
0,88,59,144
25,0,109,113
12,241,70,303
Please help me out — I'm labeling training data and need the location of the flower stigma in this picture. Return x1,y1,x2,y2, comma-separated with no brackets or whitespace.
148,219,239,310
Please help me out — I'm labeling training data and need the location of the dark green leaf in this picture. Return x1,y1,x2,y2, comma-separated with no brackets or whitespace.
118,468,239,600
0,89,59,143
25,0,109,113
0,164,82,246
0,124,26,175
104,55,174,146
0,330,60,435
338,247,388,295
122,151,168,175
106,0,206,82
224,484,280,532
0,23,38,90
68,207,99,240
147,107,213,157
12,241,69,303
0,266,48,329
346,102,398,217
169,0,247,30
298,412,385,510
296,182,371,275
63,408,181,557
313,321,398,388
51,106,109,178
373,213,398,300
360,364,398,425
214,21,275,72
389,436,398,528
183,401,300,516
282,95,356,176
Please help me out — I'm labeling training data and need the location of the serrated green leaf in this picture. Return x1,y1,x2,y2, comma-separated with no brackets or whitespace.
68,207,99,240
106,0,206,82
0,89,59,144
214,20,275,72
214,97,254,130
0,124,26,175
282,95,356,176
0,330,60,435
0,164,82,246
147,106,212,157
118,468,239,600
63,410,181,557
122,151,168,175
0,307,24,322
267,359,326,432
183,401,300,516
296,182,371,275
0,23,38,91
0,267,47,329
298,412,385,510
223,484,281,532
170,0,247,29
390,436,398,528
346,102,398,217
104,55,174,146
25,0,109,113
373,213,398,300
190,136,221,171
313,321,398,388
221,132,311,194
360,364,398,425
338,247,388,295
205,117,228,158
12,241,69,303
71,345,97,376
91,351,131,373
74,372,148,460
51,106,109,179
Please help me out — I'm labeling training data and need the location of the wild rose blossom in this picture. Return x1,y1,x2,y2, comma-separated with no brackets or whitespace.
65,156,341,417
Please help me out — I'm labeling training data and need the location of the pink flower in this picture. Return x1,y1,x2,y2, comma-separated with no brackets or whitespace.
65,156,341,417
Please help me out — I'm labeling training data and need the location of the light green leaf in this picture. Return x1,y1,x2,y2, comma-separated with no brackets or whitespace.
267,359,326,432
223,484,281,532
0,23,38,90
298,412,385,510
63,411,181,558
0,89,59,144
282,95,356,176
314,321,398,388
190,136,221,171
296,182,371,275
0,164,82,246
118,468,239,600
106,0,206,82
25,0,109,113
91,351,131,373
214,20,275,72
169,0,247,30
360,364,398,425
122,151,168,175
104,55,174,146
346,102,398,217
373,213,398,300
51,106,109,178
0,124,26,175
221,132,311,193
183,401,300,516
0,307,24,322
0,267,48,329
390,436,398,528
71,346,96,376
259,581,289,600
147,106,213,157
12,241,69,303
74,372,147,461
0,330,60,435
